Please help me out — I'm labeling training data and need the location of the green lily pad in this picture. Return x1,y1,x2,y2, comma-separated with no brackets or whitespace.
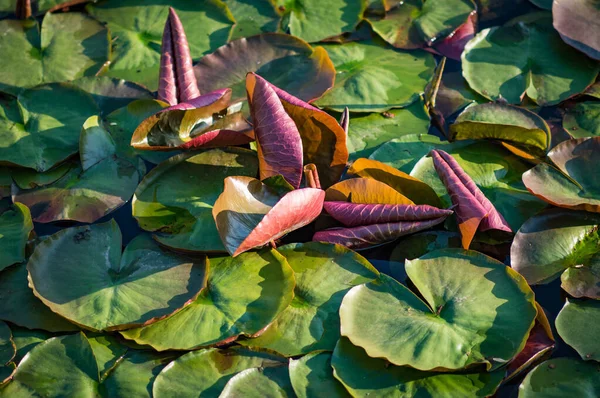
0,203,32,271
120,249,294,351
87,334,129,381
450,103,551,157
72,76,154,116
435,71,486,118
220,366,295,398
11,162,74,190
194,33,335,103
224,0,282,41
341,99,430,160
27,221,208,331
332,337,505,397
0,12,109,96
314,40,436,112
563,101,600,139
408,140,546,231
518,358,600,397
87,0,235,90
0,83,99,172
132,147,258,253
556,299,600,362
522,137,600,213
100,350,177,398
153,347,286,398
0,333,99,397
390,231,462,264
340,249,537,370
0,321,14,366
0,262,78,332
238,242,379,356
13,117,140,223
462,13,599,106
289,351,350,398
10,327,54,364
511,208,600,298
276,0,364,43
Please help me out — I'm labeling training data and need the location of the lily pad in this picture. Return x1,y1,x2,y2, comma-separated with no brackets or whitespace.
343,99,430,160
511,208,600,298
450,103,551,158
27,221,208,331
132,147,258,253
220,366,295,398
314,40,436,112
553,0,600,61
0,83,99,172
194,33,335,103
435,71,486,118
289,351,350,398
152,348,286,398
340,249,537,370
523,137,600,213
11,162,75,190
563,101,600,139
238,242,379,356
0,203,32,271
0,333,99,397
13,117,140,223
0,12,109,96
72,76,153,116
0,321,14,367
224,0,280,41
332,337,505,397
462,13,599,106
556,299,600,362
10,327,54,364
87,334,129,381
0,262,78,332
518,358,600,397
87,0,235,90
120,249,294,351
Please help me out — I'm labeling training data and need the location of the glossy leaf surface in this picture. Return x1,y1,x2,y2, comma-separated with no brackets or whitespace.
0,203,32,271
556,299,600,362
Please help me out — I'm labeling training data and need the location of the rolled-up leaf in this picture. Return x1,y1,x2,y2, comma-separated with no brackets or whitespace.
431,149,511,249
432,12,476,60
158,8,200,105
323,201,453,227
339,107,349,135
304,164,321,189
313,217,448,250
326,178,414,205
213,176,325,256
246,73,303,188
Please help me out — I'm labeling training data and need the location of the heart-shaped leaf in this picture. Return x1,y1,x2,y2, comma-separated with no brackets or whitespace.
0,83,99,172
247,73,304,188
450,103,551,159
277,0,364,43
332,337,505,397
340,249,537,370
0,262,78,332
519,358,600,397
0,12,109,96
348,158,442,206
553,0,600,60
153,348,286,398
523,137,600,212
132,147,258,253
87,0,235,90
220,366,295,398
314,40,435,112
194,33,335,103
0,202,32,271
462,13,599,106
563,101,600,139
120,249,294,351
556,299,600,362
213,176,325,256
238,242,379,356
511,208,600,298
431,149,512,248
289,351,350,398
28,221,209,331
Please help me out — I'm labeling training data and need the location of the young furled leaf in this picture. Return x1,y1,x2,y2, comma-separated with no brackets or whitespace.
323,202,453,227
246,73,304,188
430,149,512,248
158,7,201,105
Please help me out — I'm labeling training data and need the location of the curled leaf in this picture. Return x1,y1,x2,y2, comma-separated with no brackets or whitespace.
325,178,414,205
213,176,325,256
430,149,512,248
432,12,476,60
247,73,303,188
304,164,321,189
323,201,452,227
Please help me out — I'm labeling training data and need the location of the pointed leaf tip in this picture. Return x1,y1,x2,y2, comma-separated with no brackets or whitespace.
430,149,512,249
